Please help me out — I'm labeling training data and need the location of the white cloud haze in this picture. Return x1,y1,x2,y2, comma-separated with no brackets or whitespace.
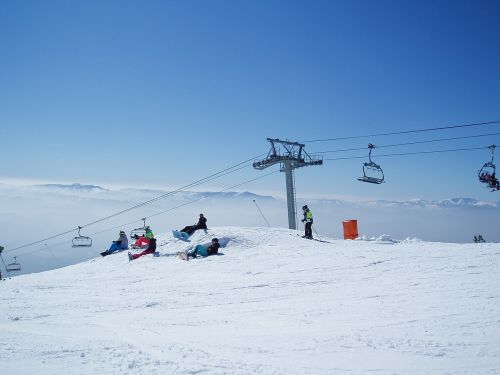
0,182,499,275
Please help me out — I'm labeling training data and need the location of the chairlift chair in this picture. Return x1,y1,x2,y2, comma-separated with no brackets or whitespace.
72,226,92,247
6,256,21,272
130,218,148,239
358,143,385,184
478,145,496,185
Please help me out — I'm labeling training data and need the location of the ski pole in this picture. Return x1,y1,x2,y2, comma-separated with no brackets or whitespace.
312,225,322,241
253,199,270,227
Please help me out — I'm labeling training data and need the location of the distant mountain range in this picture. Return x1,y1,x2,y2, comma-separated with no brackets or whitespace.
28,183,500,209
34,183,107,192
361,197,500,209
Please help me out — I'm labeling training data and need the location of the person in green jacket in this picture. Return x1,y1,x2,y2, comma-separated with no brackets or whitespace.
301,205,314,239
145,226,154,240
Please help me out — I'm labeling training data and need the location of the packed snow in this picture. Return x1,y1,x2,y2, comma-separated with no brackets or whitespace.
1,226,499,374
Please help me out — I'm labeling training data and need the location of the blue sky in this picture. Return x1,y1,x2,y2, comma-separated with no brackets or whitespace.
1,0,499,201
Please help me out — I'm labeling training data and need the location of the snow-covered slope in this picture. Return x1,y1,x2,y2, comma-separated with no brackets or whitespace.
1,227,499,374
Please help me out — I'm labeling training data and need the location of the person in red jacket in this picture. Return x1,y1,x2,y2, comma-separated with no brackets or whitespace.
131,234,150,249
128,237,157,261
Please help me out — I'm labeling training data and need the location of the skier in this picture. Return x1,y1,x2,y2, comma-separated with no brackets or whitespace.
185,238,220,259
179,214,208,236
301,205,313,239
101,231,129,256
129,237,157,261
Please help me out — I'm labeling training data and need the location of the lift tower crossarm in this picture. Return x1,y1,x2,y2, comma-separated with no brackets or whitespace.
253,138,323,230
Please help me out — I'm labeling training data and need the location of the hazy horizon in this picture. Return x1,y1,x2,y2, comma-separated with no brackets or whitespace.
1,181,499,276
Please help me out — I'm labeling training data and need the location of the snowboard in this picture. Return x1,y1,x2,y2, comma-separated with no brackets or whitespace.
172,230,190,241
101,249,127,257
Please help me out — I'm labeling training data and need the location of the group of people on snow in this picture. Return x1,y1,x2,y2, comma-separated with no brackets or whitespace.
473,234,486,243
102,205,315,261
102,213,220,261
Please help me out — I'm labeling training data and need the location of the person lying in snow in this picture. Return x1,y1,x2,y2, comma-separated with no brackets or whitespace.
185,238,220,259
179,213,208,236
128,237,157,261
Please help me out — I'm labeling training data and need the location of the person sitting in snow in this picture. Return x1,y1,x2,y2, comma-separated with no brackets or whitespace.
179,213,208,236
128,237,157,261
185,238,220,259
103,231,129,256
131,234,150,249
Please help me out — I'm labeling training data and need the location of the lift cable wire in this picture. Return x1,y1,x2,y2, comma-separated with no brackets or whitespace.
323,145,491,162
311,132,500,154
5,153,265,254
13,145,493,258
302,120,500,143
71,163,267,240
13,170,279,259
79,154,265,229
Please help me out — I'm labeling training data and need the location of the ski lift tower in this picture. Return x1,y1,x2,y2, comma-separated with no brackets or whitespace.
253,138,323,230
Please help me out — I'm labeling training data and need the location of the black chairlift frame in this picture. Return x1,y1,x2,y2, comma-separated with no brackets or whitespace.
72,226,93,247
0,246,21,272
478,145,496,184
130,218,148,239
6,256,21,272
358,143,385,184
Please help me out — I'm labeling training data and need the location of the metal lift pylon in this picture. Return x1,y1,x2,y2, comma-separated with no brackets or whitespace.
253,138,323,230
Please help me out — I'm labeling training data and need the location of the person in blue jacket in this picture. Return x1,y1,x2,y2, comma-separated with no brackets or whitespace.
103,231,129,256
187,238,220,259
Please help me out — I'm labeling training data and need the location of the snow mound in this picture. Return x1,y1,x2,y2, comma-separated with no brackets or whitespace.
400,237,424,243
356,233,399,243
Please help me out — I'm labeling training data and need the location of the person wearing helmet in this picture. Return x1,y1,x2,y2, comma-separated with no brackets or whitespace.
102,231,129,256
145,226,154,240
301,205,313,239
